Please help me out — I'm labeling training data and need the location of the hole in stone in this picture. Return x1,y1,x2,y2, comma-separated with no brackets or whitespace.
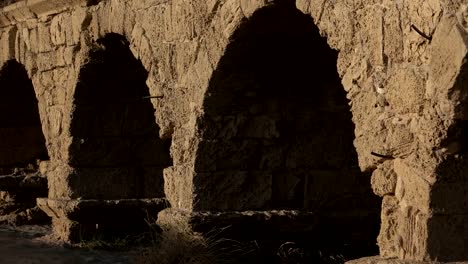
196,3,380,260
70,33,172,200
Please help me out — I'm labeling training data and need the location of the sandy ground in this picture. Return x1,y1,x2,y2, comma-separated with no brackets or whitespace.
0,225,134,264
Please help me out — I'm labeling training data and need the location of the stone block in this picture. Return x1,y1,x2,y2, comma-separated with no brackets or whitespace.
28,27,39,53
131,137,171,166
121,103,159,136
67,167,165,199
193,170,272,211
238,115,280,138
371,161,397,197
303,169,369,210
1,1,35,23
240,0,268,18
203,115,281,140
378,195,432,261
158,207,378,248
67,167,134,199
194,138,264,172
46,164,74,199
285,133,355,169
46,106,63,137
429,15,468,103
426,214,468,262
71,7,88,44
163,165,194,210
36,51,66,71
27,0,88,18
109,0,127,34
378,196,400,259
68,135,170,167
50,14,67,45
397,208,431,261
393,159,431,214
0,127,45,147
385,67,425,114
37,22,52,53
430,182,468,214
0,26,16,61
70,104,127,137
68,137,132,167
142,166,165,198
157,208,320,241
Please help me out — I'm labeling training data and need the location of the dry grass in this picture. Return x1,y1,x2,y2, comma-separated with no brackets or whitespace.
135,224,258,264
133,224,349,264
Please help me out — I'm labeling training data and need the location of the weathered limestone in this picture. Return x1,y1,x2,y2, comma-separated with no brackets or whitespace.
0,0,466,262
295,0,468,262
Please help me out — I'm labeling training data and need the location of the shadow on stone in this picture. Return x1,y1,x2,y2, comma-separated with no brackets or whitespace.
192,2,381,261
70,33,172,200
0,60,49,226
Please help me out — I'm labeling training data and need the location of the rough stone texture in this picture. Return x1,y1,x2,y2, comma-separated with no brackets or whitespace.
0,0,467,262
371,161,397,197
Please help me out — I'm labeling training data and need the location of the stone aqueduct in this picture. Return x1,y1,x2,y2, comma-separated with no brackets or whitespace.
0,0,467,262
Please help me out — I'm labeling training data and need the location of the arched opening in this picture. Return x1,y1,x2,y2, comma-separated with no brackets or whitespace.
195,3,380,260
69,33,172,200
0,60,49,225
0,60,48,172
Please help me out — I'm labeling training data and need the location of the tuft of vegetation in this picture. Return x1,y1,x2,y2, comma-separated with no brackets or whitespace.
133,223,352,264
135,224,258,264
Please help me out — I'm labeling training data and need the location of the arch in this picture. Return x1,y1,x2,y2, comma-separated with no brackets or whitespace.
69,33,172,200
194,2,380,255
0,60,48,173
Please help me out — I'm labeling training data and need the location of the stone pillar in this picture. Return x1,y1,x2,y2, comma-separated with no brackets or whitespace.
365,15,468,263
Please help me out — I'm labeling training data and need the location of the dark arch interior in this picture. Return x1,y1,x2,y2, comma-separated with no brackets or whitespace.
0,60,48,173
197,2,380,260
70,33,171,199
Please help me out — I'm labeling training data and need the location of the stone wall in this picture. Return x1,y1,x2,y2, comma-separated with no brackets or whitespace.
298,0,468,261
0,0,466,262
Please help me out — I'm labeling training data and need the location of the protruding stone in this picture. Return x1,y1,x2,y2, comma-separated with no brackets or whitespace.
157,208,378,246
371,161,397,197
